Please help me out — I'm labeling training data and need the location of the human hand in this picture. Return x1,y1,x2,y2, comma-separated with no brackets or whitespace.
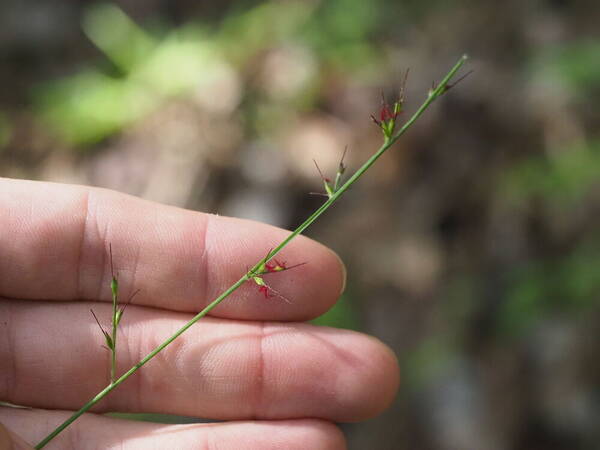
0,178,399,449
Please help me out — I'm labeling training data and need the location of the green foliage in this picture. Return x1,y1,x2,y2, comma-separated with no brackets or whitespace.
300,0,383,69
33,0,386,146
217,1,313,63
498,237,600,337
83,3,157,73
534,39,600,91
34,5,222,145
495,42,600,339
501,141,600,208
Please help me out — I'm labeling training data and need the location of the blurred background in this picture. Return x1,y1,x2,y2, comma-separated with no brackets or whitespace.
1,0,599,448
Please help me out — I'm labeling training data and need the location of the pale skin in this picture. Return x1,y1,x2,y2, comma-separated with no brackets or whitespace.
0,178,399,449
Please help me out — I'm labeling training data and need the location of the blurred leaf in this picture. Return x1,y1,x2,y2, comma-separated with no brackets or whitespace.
134,28,219,96
83,3,157,73
34,70,152,144
218,1,313,64
34,9,224,145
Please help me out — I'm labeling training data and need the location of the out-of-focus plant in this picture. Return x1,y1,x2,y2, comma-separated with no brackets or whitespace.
533,39,600,93
34,4,230,145
494,40,600,338
0,111,11,150
501,140,600,208
498,237,600,337
33,1,388,146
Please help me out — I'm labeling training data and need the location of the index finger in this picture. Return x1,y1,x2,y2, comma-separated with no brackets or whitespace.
0,178,345,321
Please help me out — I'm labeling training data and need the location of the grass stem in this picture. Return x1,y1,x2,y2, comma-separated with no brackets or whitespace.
34,54,468,449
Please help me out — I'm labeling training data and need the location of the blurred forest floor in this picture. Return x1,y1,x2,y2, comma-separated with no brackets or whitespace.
1,1,599,449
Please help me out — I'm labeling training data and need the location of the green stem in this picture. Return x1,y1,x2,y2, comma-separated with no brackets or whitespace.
35,54,467,449
111,291,117,384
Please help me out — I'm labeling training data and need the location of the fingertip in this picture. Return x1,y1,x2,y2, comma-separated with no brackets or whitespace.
319,244,347,297
208,419,346,450
347,336,400,421
298,238,347,319
328,331,400,422
260,323,399,422
0,179,347,322
298,420,347,450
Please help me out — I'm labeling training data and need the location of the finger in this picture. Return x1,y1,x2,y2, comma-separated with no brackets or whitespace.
1,300,399,422
0,178,345,321
0,421,33,450
0,408,346,450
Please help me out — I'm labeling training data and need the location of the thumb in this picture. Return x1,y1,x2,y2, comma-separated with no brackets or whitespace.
0,422,34,450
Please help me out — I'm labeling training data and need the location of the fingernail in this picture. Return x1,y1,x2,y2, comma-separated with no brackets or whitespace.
333,250,347,296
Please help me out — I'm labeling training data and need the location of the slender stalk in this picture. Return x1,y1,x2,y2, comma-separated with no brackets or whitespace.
35,55,467,449
109,245,119,385
110,290,117,384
